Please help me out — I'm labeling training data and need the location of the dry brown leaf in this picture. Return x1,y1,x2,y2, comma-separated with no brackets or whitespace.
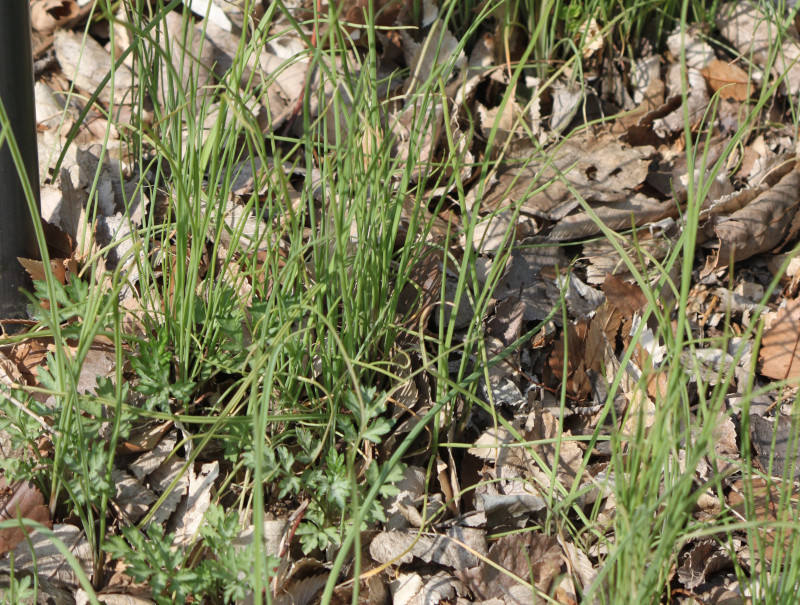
550,193,675,241
274,573,329,605
31,0,80,34
75,343,117,395
129,433,177,482
170,461,219,547
486,296,526,367
759,297,800,381
549,318,592,399
483,135,655,219
0,523,92,592
712,414,739,474
550,79,585,132
18,257,68,286
0,478,52,556
676,539,732,589
395,571,462,605
584,222,676,284
728,477,800,563
389,98,444,183
456,533,563,600
478,96,527,151
491,242,567,322
184,0,234,31
116,421,174,455
82,593,154,604
701,59,754,101
146,456,190,526
111,469,157,524
537,412,585,485
718,2,800,95
54,29,135,104
471,208,537,255
369,527,486,570
749,413,800,479
667,25,715,69
611,72,665,141
709,168,800,270
383,466,427,530
652,65,710,137
548,303,621,402
403,19,466,92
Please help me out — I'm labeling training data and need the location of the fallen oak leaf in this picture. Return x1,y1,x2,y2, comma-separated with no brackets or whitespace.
456,532,563,600
0,477,52,556
701,59,754,101
759,297,800,382
707,168,800,271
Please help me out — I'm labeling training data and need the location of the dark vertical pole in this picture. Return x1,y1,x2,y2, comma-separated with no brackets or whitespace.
0,0,40,321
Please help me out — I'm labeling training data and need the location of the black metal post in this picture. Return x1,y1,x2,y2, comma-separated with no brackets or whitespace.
0,0,40,321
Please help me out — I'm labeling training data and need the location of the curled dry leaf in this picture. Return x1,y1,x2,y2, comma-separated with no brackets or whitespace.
31,0,80,34
652,65,709,138
709,168,800,270
677,539,732,589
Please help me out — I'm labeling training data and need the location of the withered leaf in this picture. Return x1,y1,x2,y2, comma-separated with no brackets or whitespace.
550,193,674,241
750,414,800,479
483,135,655,219
667,25,714,70
0,478,52,556
759,297,800,381
54,29,135,104
652,66,709,137
677,539,732,589
701,59,754,101
369,527,486,570
456,533,563,600
31,0,79,34
111,469,157,524
709,168,800,269
0,524,92,592
728,477,800,563
492,242,567,322
717,2,800,95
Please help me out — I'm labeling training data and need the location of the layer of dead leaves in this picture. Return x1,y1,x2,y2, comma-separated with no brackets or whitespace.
5,0,800,603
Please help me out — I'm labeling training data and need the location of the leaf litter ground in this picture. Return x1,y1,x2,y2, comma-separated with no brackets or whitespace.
4,0,800,603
